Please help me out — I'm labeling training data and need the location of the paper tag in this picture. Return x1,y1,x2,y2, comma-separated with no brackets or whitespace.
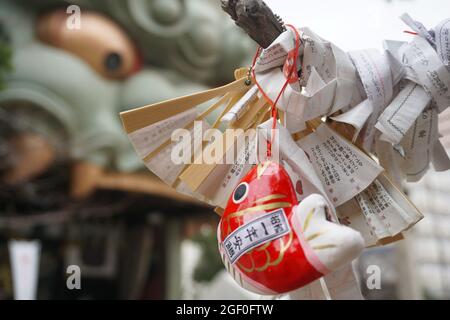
256,28,301,73
128,108,198,158
331,99,373,142
348,49,393,151
374,139,403,186
355,180,397,239
400,13,435,46
301,28,356,114
254,67,298,107
435,18,450,67
221,85,259,125
222,209,291,264
355,179,418,238
297,124,384,206
432,140,450,171
253,27,357,129
337,198,378,247
398,106,438,182
144,142,185,186
378,174,423,223
376,81,431,144
284,112,308,133
281,160,319,204
349,49,393,112
144,120,211,186
257,120,337,218
298,68,336,120
174,180,209,204
400,36,450,113
300,27,330,86
288,279,328,300
383,40,407,86
323,264,364,300
8,240,41,300
329,43,358,114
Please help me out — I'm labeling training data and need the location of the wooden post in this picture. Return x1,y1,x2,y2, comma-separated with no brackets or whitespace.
165,217,182,299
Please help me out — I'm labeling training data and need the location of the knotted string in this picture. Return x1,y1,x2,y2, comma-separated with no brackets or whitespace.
250,24,301,160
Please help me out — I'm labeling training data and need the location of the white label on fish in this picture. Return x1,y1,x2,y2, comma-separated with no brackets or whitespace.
222,209,291,264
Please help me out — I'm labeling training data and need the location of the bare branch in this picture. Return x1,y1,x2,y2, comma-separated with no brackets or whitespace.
221,0,285,48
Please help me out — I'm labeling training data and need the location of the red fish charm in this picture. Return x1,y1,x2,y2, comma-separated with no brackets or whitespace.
218,161,364,295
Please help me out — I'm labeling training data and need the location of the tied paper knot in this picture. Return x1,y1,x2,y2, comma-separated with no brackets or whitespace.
373,14,450,182
349,14,450,150
252,27,358,134
252,14,450,183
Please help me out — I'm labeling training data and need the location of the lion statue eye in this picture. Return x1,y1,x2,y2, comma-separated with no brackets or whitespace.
233,182,249,204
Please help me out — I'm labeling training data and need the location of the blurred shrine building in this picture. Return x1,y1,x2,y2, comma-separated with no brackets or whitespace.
0,0,254,299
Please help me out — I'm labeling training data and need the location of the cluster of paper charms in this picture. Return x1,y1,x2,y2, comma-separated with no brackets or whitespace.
120,14,450,297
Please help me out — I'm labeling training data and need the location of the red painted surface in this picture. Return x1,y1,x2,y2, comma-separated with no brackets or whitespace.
219,162,323,293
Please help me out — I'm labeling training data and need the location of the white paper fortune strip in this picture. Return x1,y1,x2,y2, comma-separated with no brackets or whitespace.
337,175,423,246
348,49,393,151
297,124,384,207
400,13,436,46
253,27,357,133
435,18,450,67
399,35,450,113
220,85,259,125
330,99,373,142
144,120,212,186
397,106,440,182
128,108,198,158
257,120,337,217
376,80,431,145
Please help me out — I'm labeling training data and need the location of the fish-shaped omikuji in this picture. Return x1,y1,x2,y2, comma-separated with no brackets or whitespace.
218,161,365,295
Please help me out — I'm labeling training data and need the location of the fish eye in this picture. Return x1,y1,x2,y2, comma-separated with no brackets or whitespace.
233,182,249,204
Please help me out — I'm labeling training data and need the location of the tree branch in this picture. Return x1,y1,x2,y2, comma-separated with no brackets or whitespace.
221,0,285,48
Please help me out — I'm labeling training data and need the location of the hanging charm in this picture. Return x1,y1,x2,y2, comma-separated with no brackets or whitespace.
218,161,364,294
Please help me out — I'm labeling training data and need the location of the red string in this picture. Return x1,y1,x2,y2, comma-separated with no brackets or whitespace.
250,25,301,159
404,30,418,35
